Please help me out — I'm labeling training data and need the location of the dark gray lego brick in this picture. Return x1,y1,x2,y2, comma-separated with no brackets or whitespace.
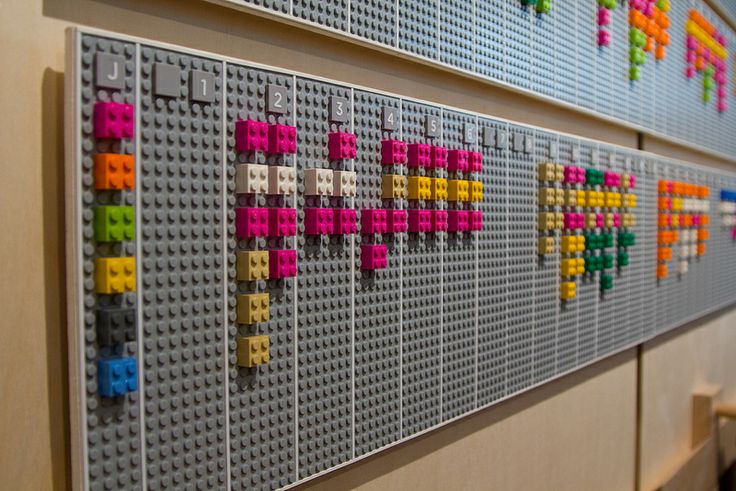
294,78,353,477
138,46,227,490
80,34,142,491
225,63,296,490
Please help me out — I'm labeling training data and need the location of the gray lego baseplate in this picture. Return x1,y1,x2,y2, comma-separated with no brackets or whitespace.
67,28,736,491
203,0,736,161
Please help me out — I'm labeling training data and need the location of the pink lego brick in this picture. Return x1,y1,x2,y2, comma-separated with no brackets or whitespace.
304,208,334,235
235,207,269,238
691,215,701,227
407,143,431,168
469,152,483,173
563,165,579,184
629,174,636,189
718,100,728,113
732,227,736,240
563,212,577,230
686,35,697,51
361,244,387,270
448,149,470,172
613,213,621,227
431,209,448,232
94,102,134,139
597,7,611,26
334,208,357,235
598,30,611,47
604,171,620,187
361,209,388,234
576,167,586,183
387,209,407,233
268,208,297,237
448,210,470,232
407,209,431,233
328,131,357,160
596,213,604,228
268,123,297,154
430,146,448,169
235,119,269,152
269,249,297,278
470,210,483,231
381,139,407,165
685,66,695,79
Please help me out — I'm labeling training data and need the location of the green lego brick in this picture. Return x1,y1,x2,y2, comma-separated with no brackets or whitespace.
618,251,629,267
536,0,551,13
603,233,614,248
603,254,614,270
600,274,613,291
94,206,135,242
585,168,603,186
618,231,636,247
585,254,603,273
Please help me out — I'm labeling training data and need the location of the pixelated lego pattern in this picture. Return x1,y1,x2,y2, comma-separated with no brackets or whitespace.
70,29,736,491
207,0,736,158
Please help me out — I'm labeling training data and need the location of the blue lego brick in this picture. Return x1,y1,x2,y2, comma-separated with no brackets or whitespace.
98,357,138,397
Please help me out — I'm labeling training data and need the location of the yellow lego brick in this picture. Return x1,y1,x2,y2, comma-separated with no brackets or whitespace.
470,181,483,202
585,213,596,229
623,213,636,227
430,177,447,201
538,162,556,181
236,292,270,324
236,335,270,367
382,174,407,199
554,212,564,230
448,180,470,202
671,214,680,227
95,257,136,294
625,193,637,208
560,281,577,300
593,191,605,207
408,176,431,200
561,258,583,277
563,189,577,207
554,164,564,182
576,190,587,207
236,251,269,281
621,173,630,189
672,197,683,211
561,235,584,254
538,236,554,255
538,212,555,231
539,187,557,206
604,213,614,228
604,192,621,208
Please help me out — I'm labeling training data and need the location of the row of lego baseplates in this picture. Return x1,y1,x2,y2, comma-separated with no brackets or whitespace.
204,0,736,160
69,28,736,491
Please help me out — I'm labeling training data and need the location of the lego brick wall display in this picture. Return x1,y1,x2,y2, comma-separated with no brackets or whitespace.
67,28,736,491
203,0,736,159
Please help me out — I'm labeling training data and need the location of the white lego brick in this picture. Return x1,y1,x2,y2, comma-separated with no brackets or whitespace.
304,168,333,196
678,260,689,274
268,165,296,195
332,170,356,197
235,163,268,194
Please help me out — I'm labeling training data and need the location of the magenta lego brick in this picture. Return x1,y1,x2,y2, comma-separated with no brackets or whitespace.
407,143,431,168
604,171,621,187
361,208,388,234
387,209,407,233
235,119,269,152
469,151,483,173
380,139,407,165
430,145,448,169
94,101,134,139
268,207,297,236
563,212,584,230
269,249,297,278
334,208,357,234
431,209,448,232
360,244,388,270
447,209,469,232
407,209,431,233
304,207,334,235
447,149,469,172
235,207,269,237
328,131,357,160
268,123,297,154
470,210,483,231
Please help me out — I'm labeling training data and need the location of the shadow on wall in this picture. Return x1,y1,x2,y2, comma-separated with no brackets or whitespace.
42,67,70,491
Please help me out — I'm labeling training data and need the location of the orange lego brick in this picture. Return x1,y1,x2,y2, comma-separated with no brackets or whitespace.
658,214,670,227
657,247,672,261
681,214,692,227
697,229,709,241
658,197,671,210
658,180,670,193
657,264,668,279
697,243,706,256
700,215,710,226
94,153,135,190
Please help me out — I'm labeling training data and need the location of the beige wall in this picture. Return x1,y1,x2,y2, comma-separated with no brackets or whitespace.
1,1,735,490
